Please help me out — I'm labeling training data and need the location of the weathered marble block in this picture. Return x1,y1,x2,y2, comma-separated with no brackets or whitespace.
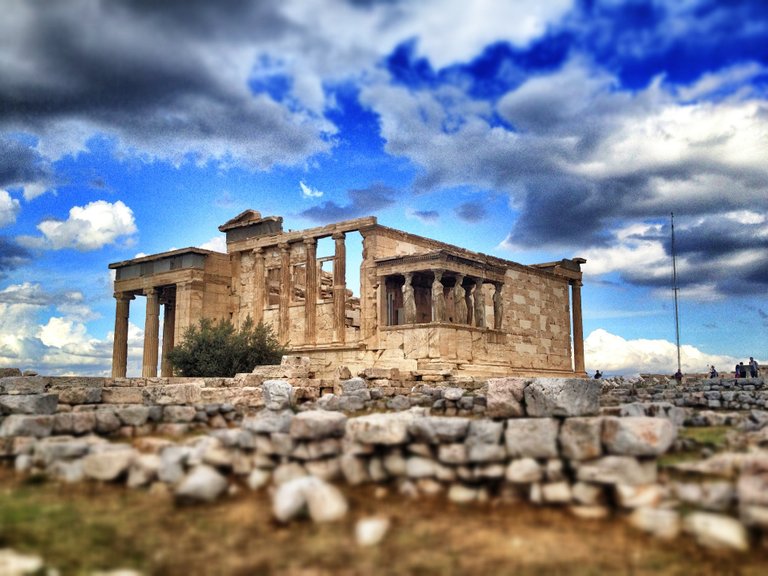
407,416,470,443
485,377,527,418
290,410,347,440
0,414,54,438
263,380,293,411
504,418,559,459
0,393,58,415
524,378,600,417
559,417,603,461
602,416,676,456
345,412,417,445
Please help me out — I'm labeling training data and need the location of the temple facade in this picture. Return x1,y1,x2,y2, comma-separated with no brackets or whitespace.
109,211,586,379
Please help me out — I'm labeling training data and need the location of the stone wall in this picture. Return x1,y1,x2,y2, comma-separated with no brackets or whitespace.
601,375,767,411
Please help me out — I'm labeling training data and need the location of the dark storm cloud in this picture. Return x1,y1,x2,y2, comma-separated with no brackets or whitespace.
299,183,398,223
0,138,52,188
0,0,331,169
455,201,486,223
412,209,439,223
0,237,31,279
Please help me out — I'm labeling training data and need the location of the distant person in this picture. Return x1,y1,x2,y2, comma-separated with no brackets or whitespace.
709,365,718,378
735,363,741,378
749,357,759,378
673,369,683,383
739,362,747,378
593,370,602,379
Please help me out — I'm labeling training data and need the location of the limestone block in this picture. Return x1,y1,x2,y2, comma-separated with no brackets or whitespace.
94,410,121,434
684,512,749,551
290,410,348,440
673,481,735,512
0,393,58,415
602,417,676,456
115,406,151,427
542,481,572,504
159,446,191,484
505,458,543,484
53,412,74,435
0,376,48,394
242,409,294,434
163,405,197,423
628,507,681,540
0,414,54,438
407,416,470,444
292,439,341,461
560,417,603,461
443,387,463,401
51,386,103,405
356,517,391,547
82,446,136,481
101,387,145,404
466,419,504,445
200,386,264,407
405,456,437,478
485,377,527,418
340,454,370,485
571,482,605,506
504,418,559,459
32,436,90,466
273,476,348,523
576,456,657,485
263,380,293,410
127,453,161,488
447,483,479,504
740,505,768,529
614,483,665,508
175,465,228,503
305,457,342,482
71,411,97,435
524,378,600,417
345,412,415,445
144,383,203,405
382,450,407,476
467,443,507,463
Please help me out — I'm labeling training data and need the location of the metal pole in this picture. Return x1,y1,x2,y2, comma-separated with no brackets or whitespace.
671,212,681,375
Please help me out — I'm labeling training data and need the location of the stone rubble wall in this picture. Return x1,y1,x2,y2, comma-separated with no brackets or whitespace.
601,375,767,411
1,370,767,551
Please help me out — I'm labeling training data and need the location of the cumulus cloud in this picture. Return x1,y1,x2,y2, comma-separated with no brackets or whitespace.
17,200,137,251
0,190,20,227
300,180,324,198
585,328,740,376
299,182,398,223
198,235,227,253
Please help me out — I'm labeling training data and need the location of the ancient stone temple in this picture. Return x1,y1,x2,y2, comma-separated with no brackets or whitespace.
109,210,586,379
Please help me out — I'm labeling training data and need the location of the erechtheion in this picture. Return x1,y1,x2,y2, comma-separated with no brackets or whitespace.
109,210,586,379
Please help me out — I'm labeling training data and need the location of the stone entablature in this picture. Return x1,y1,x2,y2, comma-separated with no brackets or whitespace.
109,211,586,378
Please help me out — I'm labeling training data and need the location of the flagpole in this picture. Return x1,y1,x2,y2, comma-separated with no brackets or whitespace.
671,212,681,374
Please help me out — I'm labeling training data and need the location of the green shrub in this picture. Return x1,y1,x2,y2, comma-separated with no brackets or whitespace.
167,317,286,377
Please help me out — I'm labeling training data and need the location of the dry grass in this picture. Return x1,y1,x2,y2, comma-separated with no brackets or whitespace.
1,466,766,576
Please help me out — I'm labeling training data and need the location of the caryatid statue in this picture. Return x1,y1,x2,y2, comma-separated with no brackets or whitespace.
492,282,504,330
402,272,416,323
453,274,468,324
431,270,445,322
473,278,486,328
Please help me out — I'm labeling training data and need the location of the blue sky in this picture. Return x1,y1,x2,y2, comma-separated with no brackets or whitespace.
1,0,766,376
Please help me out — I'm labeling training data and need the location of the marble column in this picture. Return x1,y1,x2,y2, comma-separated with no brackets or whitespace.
304,237,317,345
160,298,176,377
111,292,133,378
402,272,416,323
142,287,160,378
431,270,445,322
174,280,204,343
473,278,486,328
453,274,467,324
571,280,586,375
492,282,504,330
279,243,291,344
251,248,265,324
332,232,346,343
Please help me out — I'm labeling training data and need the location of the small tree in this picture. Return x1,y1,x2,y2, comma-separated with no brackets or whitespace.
167,316,285,377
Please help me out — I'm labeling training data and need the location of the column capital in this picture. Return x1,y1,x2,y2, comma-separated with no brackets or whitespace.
303,237,317,246
332,231,346,241
144,287,158,297
113,292,135,301
278,242,290,252
571,279,583,288
252,247,264,256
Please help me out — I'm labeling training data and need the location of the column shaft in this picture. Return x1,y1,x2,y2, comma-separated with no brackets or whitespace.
279,243,291,344
252,248,265,324
161,300,176,377
571,280,586,375
332,232,346,342
142,288,160,378
111,293,132,378
304,238,317,345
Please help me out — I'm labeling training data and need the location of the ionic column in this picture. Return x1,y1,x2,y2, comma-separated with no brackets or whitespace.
431,270,445,322
279,243,291,344
492,282,504,330
304,238,317,345
111,292,133,378
402,272,416,323
160,299,176,377
142,287,160,378
332,232,346,343
473,278,486,328
453,274,467,324
571,280,585,375
252,248,265,324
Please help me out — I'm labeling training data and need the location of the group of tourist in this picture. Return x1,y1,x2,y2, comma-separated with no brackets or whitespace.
733,357,760,378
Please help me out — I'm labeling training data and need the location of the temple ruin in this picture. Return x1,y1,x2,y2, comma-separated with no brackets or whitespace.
109,210,586,379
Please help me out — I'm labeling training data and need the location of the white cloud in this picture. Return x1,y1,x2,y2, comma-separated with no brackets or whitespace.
0,189,20,227
585,328,739,376
300,180,324,198
198,235,227,253
18,200,137,251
